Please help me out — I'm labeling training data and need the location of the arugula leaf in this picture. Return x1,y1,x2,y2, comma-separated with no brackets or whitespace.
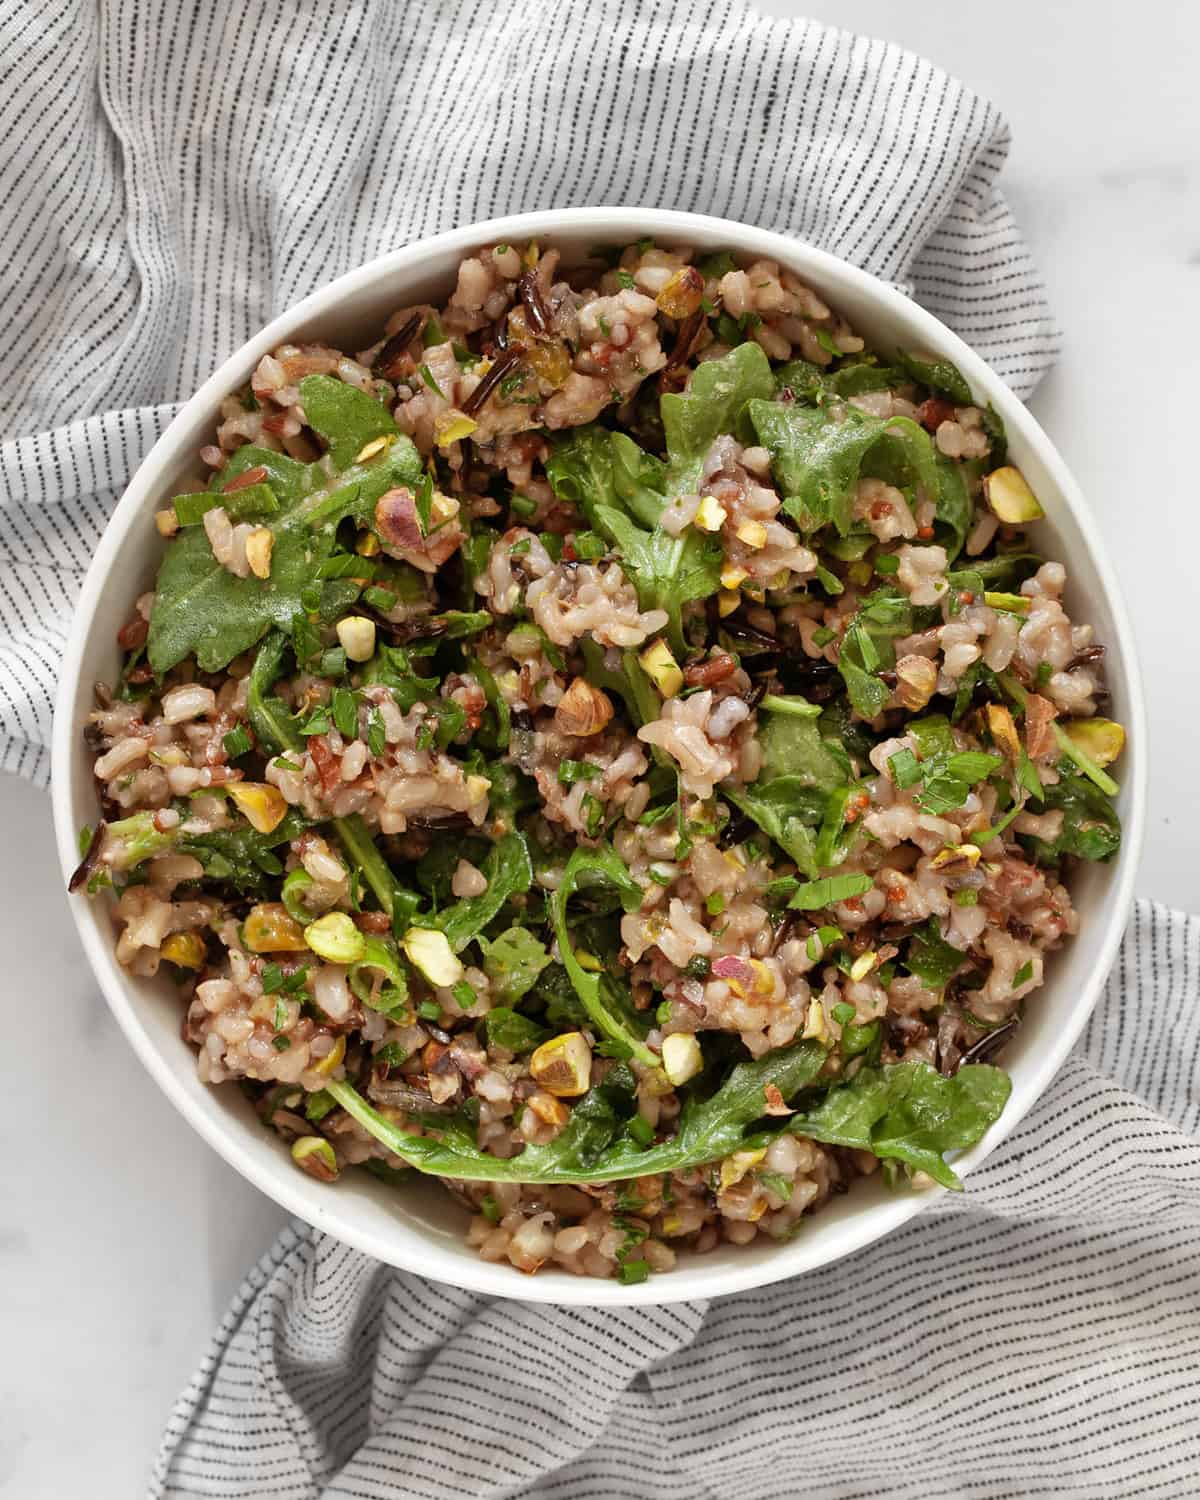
580,640,660,728
749,400,883,535
547,428,721,652
788,872,874,910
787,1061,1011,1189
180,808,310,896
904,918,969,988
324,1039,828,1183
361,643,439,710
481,925,552,1004
722,780,823,877
549,845,656,1067
1020,771,1122,864
437,833,533,953
296,375,398,469
148,439,421,674
750,401,971,557
757,702,846,789
481,1008,549,1054
660,341,776,490
547,346,773,651
891,349,973,407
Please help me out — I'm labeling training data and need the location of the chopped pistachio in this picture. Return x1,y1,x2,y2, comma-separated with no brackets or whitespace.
982,465,1044,523
1061,717,1125,768
305,912,366,965
661,1031,703,1086
694,494,727,532
336,615,377,663
530,1031,593,1097
734,519,768,549
291,1136,338,1182
244,527,274,580
243,903,307,953
226,782,288,834
638,639,683,698
402,926,464,988
161,931,206,970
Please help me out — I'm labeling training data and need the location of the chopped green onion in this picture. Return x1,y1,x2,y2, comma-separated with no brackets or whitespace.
222,725,253,759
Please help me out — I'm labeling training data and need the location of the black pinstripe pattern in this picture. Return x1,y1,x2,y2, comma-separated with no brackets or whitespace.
144,903,1200,1500
0,0,1059,786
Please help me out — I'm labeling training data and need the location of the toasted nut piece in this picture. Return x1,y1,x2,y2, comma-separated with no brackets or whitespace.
227,782,288,834
655,265,705,320
639,639,683,698
1024,691,1059,761
155,508,180,537
802,998,829,1042
894,655,938,711
243,903,307,953
356,531,381,557
312,1034,347,1077
434,410,478,448
735,519,768,549
554,676,614,737
719,1147,766,1192
929,843,982,871
985,702,1021,760
291,1136,338,1182
526,1089,570,1126
720,564,748,590
749,959,776,996
161,931,206,970
524,339,572,388
1061,717,1125,767
465,774,492,803
983,590,1030,614
245,527,274,579
430,490,460,526
354,435,391,463
305,912,367,965
336,615,377,662
717,589,741,617
982,466,1044,523
530,1031,593,1097
848,950,878,982
402,926,464,988
694,494,727,532
661,1031,703,1087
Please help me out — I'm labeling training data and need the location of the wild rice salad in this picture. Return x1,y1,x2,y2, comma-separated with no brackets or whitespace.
73,240,1125,1282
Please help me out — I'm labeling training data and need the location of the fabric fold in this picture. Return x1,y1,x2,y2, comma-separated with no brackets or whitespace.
150,903,1200,1500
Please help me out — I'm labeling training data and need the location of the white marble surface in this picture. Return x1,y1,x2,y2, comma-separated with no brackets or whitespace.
3,4,1198,1494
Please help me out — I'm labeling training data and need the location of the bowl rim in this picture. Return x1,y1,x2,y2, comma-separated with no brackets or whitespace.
51,205,1147,1306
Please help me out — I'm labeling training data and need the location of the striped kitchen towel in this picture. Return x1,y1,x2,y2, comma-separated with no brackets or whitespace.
0,0,1058,785
150,901,1200,1499
12,3,1185,1497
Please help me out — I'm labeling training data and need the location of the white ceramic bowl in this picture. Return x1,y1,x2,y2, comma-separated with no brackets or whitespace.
52,208,1146,1305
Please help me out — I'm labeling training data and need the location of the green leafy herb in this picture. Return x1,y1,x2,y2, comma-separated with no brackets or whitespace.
905,918,969,989
786,1061,1010,1189
1019,771,1122,864
324,1039,828,1183
482,1008,550,1053
549,845,656,1067
891,348,973,407
480,926,552,1004
173,482,279,528
222,724,253,759
787,873,874,910
148,436,420,674
437,833,533,952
